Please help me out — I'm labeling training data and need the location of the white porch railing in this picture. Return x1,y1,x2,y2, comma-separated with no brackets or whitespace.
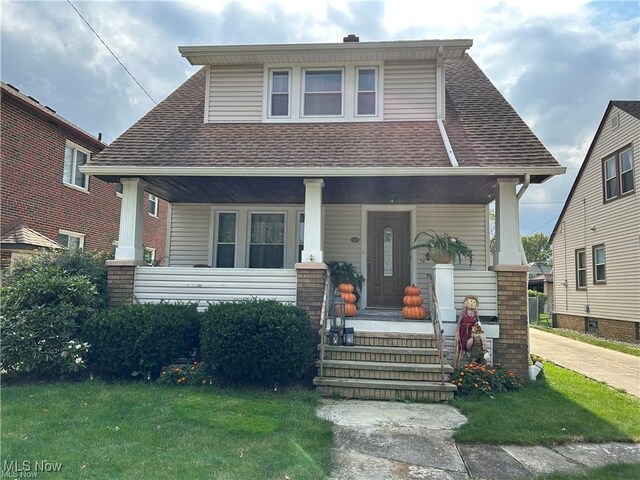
133,267,297,310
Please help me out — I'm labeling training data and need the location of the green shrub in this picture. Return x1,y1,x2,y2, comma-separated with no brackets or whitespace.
450,362,523,396
0,267,96,377
158,362,209,386
82,302,200,379
201,300,315,386
6,249,109,308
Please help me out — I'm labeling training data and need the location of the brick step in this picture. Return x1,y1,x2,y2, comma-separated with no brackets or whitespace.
319,345,443,364
317,359,452,382
313,377,457,402
352,331,438,348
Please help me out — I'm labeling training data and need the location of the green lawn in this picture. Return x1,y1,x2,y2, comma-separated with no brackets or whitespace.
535,464,640,480
1,381,333,480
531,325,640,357
453,363,640,445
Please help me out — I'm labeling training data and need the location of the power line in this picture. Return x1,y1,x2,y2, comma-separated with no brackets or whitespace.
66,0,157,105
524,216,558,236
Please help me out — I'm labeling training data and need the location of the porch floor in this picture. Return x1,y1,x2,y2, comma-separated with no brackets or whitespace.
346,309,434,334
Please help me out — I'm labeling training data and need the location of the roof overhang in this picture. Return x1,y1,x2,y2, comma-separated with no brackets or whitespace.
179,39,473,65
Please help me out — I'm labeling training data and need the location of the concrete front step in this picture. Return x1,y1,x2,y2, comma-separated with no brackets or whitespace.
317,359,452,382
313,377,457,401
319,344,443,364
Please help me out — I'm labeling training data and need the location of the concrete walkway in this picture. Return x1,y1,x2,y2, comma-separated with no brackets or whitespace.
530,328,640,397
317,400,640,480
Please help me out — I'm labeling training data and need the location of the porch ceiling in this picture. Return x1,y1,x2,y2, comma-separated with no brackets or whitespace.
137,175,499,204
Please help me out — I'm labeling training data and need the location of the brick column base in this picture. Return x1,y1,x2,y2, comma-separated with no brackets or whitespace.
490,265,529,379
106,260,143,307
295,262,328,342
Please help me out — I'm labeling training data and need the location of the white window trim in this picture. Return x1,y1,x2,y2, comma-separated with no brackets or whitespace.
592,245,606,283
247,211,288,268
213,210,239,268
267,68,291,119
619,147,635,195
148,194,158,217
144,247,156,265
355,66,378,117
63,141,91,192
262,62,384,123
58,229,85,250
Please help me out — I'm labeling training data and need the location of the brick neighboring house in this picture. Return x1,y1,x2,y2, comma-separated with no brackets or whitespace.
0,82,167,268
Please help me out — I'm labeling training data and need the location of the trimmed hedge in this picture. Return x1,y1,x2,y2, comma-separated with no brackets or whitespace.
82,303,200,379
201,300,315,386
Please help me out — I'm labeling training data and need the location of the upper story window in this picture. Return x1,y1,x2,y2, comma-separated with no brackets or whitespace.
356,67,377,116
575,249,586,289
63,142,89,190
603,145,634,202
269,70,290,117
592,245,606,283
148,194,158,217
303,69,343,116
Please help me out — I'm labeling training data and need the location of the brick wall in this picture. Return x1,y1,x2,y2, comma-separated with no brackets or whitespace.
492,268,529,379
295,263,327,343
106,263,138,306
556,314,586,332
1,96,167,262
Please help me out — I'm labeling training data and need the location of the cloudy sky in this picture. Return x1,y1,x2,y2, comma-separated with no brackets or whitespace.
2,0,639,235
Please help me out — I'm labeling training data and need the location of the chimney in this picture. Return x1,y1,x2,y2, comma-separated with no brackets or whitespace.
98,132,103,142
343,34,359,43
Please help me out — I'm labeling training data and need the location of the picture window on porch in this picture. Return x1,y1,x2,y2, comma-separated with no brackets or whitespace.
215,212,237,268
249,213,285,268
383,226,393,277
575,249,587,289
303,69,343,116
592,244,606,283
269,70,290,117
297,212,305,263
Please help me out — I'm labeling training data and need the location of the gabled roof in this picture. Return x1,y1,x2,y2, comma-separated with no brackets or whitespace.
0,82,107,151
0,219,65,250
86,50,561,180
549,100,640,243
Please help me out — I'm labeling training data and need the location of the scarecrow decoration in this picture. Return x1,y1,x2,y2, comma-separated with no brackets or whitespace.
454,295,479,367
466,323,489,365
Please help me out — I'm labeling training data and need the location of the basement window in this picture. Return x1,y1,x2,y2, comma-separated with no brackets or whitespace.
586,318,599,335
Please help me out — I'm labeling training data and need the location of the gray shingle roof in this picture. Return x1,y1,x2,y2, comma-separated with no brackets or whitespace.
612,101,640,120
89,55,560,171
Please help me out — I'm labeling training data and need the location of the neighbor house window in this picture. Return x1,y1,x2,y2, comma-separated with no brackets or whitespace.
215,212,237,268
269,70,290,117
297,212,305,262
148,194,158,217
63,143,89,190
143,247,156,265
356,67,377,116
58,230,85,251
116,183,123,197
303,69,343,116
603,145,635,201
249,213,285,268
575,249,586,289
592,245,606,283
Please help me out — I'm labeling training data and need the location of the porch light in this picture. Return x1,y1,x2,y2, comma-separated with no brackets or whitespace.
343,327,355,346
329,327,343,346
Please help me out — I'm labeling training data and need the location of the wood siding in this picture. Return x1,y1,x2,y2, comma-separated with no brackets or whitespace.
133,267,297,309
552,106,640,323
383,62,437,121
207,65,263,122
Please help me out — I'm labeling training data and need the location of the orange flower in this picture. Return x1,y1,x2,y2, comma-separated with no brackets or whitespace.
177,377,186,384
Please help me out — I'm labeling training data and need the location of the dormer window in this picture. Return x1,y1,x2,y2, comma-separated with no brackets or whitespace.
269,70,290,117
303,69,343,116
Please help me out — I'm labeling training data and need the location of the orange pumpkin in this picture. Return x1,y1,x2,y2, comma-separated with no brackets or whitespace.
345,303,357,317
338,283,355,293
404,284,421,296
402,305,427,320
341,292,357,304
402,295,423,307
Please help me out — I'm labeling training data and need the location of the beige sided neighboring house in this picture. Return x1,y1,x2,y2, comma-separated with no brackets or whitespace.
550,101,640,343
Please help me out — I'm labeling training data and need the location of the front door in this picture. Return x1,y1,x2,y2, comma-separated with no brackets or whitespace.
367,211,411,307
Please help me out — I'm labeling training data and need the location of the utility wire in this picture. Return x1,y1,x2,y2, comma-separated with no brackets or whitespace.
66,0,157,105
523,216,558,236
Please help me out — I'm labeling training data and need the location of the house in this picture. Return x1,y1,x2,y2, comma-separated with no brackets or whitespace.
550,101,639,343
83,37,564,398
0,82,168,268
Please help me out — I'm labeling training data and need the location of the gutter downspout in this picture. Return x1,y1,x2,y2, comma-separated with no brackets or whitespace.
516,174,531,265
437,119,459,167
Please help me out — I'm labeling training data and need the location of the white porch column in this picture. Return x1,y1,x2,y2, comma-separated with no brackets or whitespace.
115,177,145,261
433,264,456,325
494,178,522,265
302,179,324,263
